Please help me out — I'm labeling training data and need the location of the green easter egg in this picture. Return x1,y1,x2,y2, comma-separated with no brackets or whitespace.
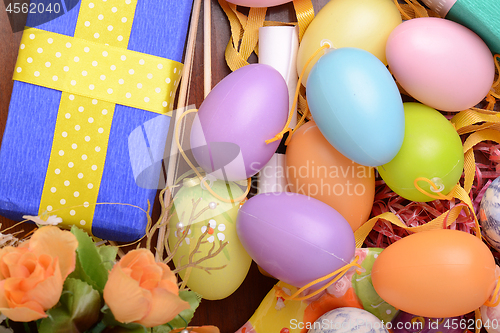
168,178,251,300
377,102,464,202
352,248,397,322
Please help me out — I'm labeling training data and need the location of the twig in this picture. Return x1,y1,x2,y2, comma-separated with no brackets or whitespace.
166,222,192,265
155,0,203,261
173,239,228,274
164,198,228,278
166,209,185,259
145,189,175,251
164,198,211,264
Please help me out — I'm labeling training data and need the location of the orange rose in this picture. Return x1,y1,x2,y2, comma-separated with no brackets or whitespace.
103,249,190,327
0,226,78,321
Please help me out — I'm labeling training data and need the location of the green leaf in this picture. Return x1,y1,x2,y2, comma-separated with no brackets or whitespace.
88,321,107,333
38,278,101,333
154,291,201,332
69,226,111,293
68,258,92,292
178,290,201,324
98,246,118,272
151,325,172,333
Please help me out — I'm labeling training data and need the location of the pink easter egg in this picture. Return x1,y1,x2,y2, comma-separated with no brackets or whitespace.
386,17,495,111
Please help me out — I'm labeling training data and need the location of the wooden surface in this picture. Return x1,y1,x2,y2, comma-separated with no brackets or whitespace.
0,1,330,332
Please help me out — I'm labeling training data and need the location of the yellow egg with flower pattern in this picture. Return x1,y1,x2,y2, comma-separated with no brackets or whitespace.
168,178,251,300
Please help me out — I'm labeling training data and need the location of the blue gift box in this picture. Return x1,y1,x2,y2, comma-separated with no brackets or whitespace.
0,0,192,241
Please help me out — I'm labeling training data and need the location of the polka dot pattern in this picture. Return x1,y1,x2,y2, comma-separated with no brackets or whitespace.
39,94,113,233
76,0,135,50
16,0,183,233
14,28,182,114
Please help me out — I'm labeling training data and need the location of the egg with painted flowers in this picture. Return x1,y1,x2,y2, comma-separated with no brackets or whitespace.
351,248,396,322
168,178,251,300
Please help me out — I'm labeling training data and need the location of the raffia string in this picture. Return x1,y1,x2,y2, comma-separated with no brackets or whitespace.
484,277,500,307
274,256,362,301
218,0,315,72
174,109,251,204
393,0,440,19
265,43,330,145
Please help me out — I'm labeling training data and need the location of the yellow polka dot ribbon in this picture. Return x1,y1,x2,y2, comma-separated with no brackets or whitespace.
14,28,182,114
38,95,115,230
12,0,182,234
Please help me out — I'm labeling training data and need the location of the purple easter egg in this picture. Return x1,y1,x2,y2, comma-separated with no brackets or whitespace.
236,192,355,288
391,311,465,333
190,64,289,181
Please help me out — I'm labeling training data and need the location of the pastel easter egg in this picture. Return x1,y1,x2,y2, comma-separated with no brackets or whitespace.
237,192,355,288
306,47,404,167
371,229,497,318
308,307,389,333
481,302,500,333
168,178,251,300
190,64,288,181
297,0,402,83
351,248,396,322
377,103,464,202
286,121,375,231
386,17,495,111
481,266,500,333
391,311,465,333
226,0,289,6
480,177,500,252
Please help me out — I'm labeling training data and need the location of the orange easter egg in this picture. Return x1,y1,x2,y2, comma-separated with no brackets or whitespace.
372,229,497,318
285,121,375,231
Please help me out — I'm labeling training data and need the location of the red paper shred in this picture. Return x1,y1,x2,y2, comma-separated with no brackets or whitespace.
364,140,500,249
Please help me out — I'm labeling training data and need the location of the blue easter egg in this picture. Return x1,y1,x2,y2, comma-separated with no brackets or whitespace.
306,47,404,166
480,176,500,252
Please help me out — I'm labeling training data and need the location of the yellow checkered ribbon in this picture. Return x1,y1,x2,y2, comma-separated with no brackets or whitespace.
12,0,182,233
